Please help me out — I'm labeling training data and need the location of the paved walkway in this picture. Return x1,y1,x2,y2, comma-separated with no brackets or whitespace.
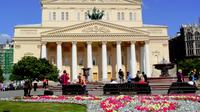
0,88,200,98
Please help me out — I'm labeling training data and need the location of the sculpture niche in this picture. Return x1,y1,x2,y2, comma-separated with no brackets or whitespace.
154,58,175,77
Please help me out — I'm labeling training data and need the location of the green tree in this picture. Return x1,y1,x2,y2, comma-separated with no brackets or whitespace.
11,56,59,81
0,66,4,82
177,58,200,75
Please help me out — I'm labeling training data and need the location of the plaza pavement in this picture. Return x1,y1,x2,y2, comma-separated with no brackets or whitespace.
1,88,200,98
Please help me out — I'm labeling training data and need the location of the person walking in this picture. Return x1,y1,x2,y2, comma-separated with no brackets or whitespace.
59,70,70,95
118,69,124,83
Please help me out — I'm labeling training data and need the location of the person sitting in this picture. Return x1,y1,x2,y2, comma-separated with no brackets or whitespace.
142,72,148,82
138,76,147,84
134,71,141,82
77,75,87,94
188,76,195,86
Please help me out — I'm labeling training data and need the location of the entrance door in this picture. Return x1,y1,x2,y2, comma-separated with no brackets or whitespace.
92,66,98,82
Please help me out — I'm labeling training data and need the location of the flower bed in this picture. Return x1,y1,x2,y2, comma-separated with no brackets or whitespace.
1,94,200,112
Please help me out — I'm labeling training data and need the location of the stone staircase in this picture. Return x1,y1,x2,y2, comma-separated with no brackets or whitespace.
49,78,200,93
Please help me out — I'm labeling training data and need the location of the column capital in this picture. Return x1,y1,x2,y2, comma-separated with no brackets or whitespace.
72,41,77,45
116,41,122,44
102,41,107,45
130,41,136,44
41,42,47,45
56,42,62,45
144,40,150,44
87,41,92,45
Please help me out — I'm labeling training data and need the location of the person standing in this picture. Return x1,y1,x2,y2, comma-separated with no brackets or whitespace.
43,78,48,89
177,69,184,82
127,72,132,83
59,70,70,95
33,79,38,91
118,69,124,83
24,80,32,96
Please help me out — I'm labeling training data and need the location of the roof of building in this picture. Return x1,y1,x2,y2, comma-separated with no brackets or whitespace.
15,24,41,27
143,24,167,27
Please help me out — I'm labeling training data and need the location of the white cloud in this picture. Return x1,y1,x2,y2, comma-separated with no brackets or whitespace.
0,33,12,44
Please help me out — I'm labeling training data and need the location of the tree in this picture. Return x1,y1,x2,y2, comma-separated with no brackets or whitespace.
0,66,4,82
11,56,59,81
177,58,200,75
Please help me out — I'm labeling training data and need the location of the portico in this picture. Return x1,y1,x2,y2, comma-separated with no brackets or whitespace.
39,21,151,81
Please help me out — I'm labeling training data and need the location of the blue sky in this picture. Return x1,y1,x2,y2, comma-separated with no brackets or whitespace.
0,0,200,39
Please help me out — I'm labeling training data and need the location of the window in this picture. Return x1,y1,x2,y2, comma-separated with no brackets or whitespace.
117,12,120,20
53,12,56,20
107,55,111,65
129,12,133,21
79,58,83,65
195,32,200,40
121,12,124,20
93,58,96,65
186,32,193,41
77,12,80,21
65,12,69,20
50,56,55,64
85,12,88,20
49,12,52,21
196,42,200,48
106,12,109,20
64,58,68,65
61,12,64,20
117,12,125,21
130,12,136,21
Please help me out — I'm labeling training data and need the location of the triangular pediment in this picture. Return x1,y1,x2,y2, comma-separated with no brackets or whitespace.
41,21,149,37
42,0,141,4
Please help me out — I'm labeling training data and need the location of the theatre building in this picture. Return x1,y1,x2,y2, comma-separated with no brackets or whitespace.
14,0,169,81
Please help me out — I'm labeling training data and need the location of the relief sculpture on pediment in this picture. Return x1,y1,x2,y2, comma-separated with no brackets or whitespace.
82,25,110,33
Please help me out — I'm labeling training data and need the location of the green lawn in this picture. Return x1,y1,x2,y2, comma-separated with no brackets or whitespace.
0,102,87,112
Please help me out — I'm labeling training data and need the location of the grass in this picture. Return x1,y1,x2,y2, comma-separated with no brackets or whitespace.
0,101,87,112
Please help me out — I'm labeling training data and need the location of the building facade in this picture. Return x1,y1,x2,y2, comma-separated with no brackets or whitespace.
14,0,169,81
169,24,200,62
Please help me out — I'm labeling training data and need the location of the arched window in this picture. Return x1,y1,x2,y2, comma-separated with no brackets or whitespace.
186,32,193,41
195,31,200,40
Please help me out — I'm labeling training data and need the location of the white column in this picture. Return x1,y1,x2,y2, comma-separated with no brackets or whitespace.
72,42,77,81
130,41,137,78
144,41,151,77
56,42,62,73
116,41,122,72
140,46,145,72
41,42,47,59
87,42,93,82
102,42,107,81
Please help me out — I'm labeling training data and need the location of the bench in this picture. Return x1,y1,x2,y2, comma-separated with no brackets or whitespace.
168,82,198,94
63,84,85,95
103,83,151,95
